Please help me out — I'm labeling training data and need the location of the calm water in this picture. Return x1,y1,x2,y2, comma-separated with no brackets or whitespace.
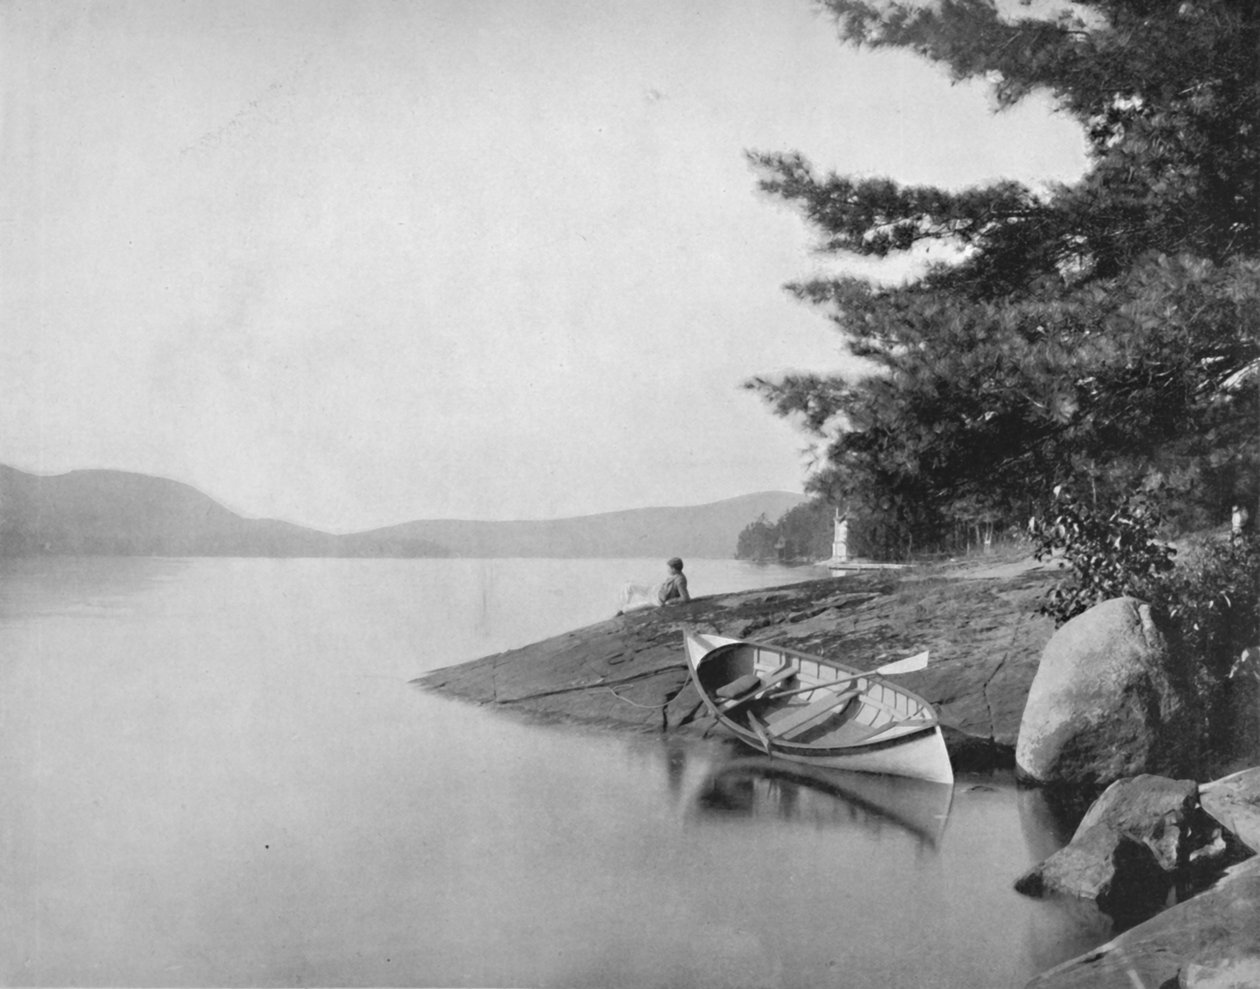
0,557,1110,988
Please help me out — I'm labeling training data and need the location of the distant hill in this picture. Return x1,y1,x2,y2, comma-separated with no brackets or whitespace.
0,466,805,559
0,466,447,557
356,490,809,559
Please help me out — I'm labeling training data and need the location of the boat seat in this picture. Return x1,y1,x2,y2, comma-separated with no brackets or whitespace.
771,689,860,740
717,661,799,714
715,674,761,700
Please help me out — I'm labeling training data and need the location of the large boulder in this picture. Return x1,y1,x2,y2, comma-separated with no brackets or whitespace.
1016,597,1197,786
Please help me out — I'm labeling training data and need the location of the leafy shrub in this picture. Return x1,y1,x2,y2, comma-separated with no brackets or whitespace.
1031,489,1260,765
1028,488,1176,627
1156,533,1260,701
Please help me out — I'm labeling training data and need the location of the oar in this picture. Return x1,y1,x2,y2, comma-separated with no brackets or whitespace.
767,650,930,700
747,712,773,754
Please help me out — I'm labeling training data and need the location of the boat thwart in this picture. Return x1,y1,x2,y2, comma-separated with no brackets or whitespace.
683,630,953,785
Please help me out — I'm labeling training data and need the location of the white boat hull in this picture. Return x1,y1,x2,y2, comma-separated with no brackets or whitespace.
759,725,953,784
684,630,954,785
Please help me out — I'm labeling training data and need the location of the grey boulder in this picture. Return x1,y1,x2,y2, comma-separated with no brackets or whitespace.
1016,597,1197,786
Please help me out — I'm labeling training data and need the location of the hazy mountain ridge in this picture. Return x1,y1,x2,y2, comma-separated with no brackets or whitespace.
359,490,809,559
0,466,448,558
0,466,805,559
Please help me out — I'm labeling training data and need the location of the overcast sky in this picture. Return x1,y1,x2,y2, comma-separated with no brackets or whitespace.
2,0,1088,530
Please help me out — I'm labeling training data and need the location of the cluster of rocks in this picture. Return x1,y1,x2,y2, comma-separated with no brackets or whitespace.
420,566,1259,987
1013,596,1259,988
1019,769,1260,989
1015,776,1226,912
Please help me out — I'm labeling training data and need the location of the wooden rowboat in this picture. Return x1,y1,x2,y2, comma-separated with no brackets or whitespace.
683,630,953,784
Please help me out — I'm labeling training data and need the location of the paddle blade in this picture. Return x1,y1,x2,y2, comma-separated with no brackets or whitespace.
876,650,930,676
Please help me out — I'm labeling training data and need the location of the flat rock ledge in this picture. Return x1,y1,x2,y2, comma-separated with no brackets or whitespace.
416,562,1058,768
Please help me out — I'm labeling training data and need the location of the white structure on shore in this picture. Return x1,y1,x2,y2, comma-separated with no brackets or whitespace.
825,507,907,573
831,509,849,564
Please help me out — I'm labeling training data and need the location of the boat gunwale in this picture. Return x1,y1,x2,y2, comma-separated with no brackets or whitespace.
724,721,940,756
688,635,941,740
685,631,954,783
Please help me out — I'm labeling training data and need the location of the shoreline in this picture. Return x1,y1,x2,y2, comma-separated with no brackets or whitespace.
416,553,1060,771
417,554,1260,989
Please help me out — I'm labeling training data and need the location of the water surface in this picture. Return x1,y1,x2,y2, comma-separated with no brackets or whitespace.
1,557,1109,987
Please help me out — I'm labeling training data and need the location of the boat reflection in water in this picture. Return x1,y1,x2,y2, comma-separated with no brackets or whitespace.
690,747,954,851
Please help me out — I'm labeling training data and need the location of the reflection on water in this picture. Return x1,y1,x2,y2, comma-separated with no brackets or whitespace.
692,749,953,851
0,555,191,623
1017,784,1095,863
1014,786,1116,974
1,557,1130,987
1016,783,1185,939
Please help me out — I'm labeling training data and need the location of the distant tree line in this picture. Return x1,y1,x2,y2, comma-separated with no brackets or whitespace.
734,498,1020,564
735,500,833,562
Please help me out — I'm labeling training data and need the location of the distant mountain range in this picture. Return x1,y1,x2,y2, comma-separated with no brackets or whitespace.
0,465,806,559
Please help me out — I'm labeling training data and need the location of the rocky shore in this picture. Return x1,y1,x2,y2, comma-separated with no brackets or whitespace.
417,556,1259,988
1025,769,1260,989
419,557,1058,770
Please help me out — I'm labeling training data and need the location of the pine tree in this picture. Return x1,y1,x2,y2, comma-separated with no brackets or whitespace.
749,0,1260,539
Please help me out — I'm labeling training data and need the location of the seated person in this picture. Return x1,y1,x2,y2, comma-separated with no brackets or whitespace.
657,557,690,605
617,558,691,615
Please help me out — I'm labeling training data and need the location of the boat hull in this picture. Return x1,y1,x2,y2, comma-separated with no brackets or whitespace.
684,630,954,785
752,725,953,783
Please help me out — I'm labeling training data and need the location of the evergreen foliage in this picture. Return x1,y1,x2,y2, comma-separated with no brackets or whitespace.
735,513,777,561
735,500,834,561
748,0,1260,543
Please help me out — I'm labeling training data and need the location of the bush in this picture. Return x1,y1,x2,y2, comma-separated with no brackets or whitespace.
1031,488,1260,766
1156,533,1260,703
1028,488,1176,627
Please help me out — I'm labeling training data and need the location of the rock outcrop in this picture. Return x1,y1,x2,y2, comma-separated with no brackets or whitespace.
1200,767,1260,854
1026,858,1260,989
1014,822,1172,913
1016,597,1198,786
1178,933,1260,988
1022,770,1260,988
417,560,1260,989
1077,776,1208,872
1014,776,1224,916
419,563,1057,766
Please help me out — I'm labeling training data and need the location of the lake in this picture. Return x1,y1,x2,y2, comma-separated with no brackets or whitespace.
0,557,1111,987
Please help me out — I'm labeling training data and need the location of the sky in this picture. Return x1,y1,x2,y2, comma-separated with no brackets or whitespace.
2,0,1089,531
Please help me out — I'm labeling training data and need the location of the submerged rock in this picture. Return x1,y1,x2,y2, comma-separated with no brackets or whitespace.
1015,598,1198,786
